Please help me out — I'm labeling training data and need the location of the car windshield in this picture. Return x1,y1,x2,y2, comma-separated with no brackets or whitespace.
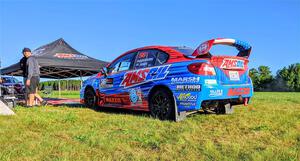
171,46,194,56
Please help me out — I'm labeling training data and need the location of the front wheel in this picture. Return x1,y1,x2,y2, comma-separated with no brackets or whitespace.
149,88,175,120
84,88,98,109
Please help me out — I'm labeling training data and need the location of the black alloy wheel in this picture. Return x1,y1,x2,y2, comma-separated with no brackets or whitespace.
149,88,175,120
84,88,97,109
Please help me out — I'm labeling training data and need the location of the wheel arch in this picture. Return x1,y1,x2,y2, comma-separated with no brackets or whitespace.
84,85,96,95
148,84,174,103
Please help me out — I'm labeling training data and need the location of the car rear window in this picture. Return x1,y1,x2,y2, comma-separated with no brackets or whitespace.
171,46,194,56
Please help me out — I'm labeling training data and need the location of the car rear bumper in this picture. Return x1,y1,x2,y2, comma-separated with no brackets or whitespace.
175,83,253,112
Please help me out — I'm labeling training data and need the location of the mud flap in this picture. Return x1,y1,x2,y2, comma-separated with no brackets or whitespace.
173,96,186,122
224,103,234,114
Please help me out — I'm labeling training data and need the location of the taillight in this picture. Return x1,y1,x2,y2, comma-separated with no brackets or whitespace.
188,62,216,75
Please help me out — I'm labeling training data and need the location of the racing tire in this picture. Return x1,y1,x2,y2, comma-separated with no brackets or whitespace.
84,88,98,109
149,88,175,121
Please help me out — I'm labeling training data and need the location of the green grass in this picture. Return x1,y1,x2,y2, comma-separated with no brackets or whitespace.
39,90,80,99
0,92,299,160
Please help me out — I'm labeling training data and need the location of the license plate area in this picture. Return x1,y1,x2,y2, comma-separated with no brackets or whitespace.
229,71,240,81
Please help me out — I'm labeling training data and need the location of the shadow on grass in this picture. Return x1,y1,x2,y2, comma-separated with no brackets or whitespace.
17,97,211,119
53,103,151,117
52,103,215,120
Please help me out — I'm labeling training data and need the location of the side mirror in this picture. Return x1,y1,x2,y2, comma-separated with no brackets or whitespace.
101,67,108,77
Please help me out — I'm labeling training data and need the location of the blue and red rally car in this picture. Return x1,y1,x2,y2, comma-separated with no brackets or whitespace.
80,38,253,121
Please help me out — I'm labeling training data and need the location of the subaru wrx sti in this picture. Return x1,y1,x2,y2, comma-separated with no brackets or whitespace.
80,38,253,121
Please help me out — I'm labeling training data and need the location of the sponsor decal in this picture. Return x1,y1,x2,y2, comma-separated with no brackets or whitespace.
136,58,154,63
100,78,113,88
220,58,244,69
198,42,209,54
228,87,250,96
171,77,200,84
135,51,156,69
54,53,88,59
129,88,142,104
205,79,217,85
209,89,223,97
105,97,122,104
177,93,197,101
179,102,196,106
120,65,171,87
176,85,201,91
229,71,240,81
138,51,148,58
135,57,154,68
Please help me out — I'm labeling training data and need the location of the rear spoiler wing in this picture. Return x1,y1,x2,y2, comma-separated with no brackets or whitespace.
192,38,252,58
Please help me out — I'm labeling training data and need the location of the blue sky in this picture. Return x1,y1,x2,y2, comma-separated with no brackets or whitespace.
0,0,299,74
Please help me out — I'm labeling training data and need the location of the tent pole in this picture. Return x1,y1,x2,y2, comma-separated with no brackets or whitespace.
79,70,82,88
58,79,61,98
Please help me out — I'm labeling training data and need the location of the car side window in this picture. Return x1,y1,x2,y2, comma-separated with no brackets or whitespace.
155,51,169,66
108,52,136,74
110,62,120,74
134,50,159,69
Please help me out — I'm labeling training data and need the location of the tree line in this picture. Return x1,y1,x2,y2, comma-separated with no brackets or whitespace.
39,80,82,91
249,63,300,92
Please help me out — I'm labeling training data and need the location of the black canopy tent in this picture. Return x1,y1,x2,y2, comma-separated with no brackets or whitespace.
1,38,108,79
1,38,108,97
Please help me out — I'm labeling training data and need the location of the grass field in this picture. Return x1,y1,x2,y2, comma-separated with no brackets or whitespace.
39,90,80,99
0,92,299,160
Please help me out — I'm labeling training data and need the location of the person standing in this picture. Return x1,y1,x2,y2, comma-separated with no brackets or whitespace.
20,50,28,105
22,48,47,107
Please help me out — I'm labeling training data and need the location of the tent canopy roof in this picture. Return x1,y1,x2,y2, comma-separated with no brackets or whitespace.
1,38,108,79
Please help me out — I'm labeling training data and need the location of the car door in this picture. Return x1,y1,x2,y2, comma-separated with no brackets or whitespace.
120,49,170,108
99,52,137,107
121,49,164,88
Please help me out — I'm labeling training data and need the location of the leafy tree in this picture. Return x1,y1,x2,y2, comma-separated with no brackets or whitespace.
276,63,300,91
257,66,274,91
249,66,273,91
249,68,259,91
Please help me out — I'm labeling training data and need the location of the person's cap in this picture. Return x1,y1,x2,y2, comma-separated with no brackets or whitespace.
22,47,31,53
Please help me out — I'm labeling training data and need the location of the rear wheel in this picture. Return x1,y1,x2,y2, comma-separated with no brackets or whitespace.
84,88,97,109
149,88,175,120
